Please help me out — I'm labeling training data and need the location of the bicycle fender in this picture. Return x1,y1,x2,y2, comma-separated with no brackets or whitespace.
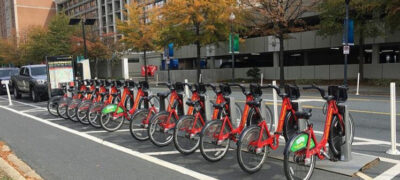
102,104,124,114
284,133,315,155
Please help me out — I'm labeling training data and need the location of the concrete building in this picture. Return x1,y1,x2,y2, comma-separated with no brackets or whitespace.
0,0,56,41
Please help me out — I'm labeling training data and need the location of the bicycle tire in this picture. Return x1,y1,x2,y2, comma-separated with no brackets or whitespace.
48,96,61,116
87,102,103,128
199,120,230,162
237,125,268,174
57,97,69,119
130,109,153,141
148,111,176,147
100,109,125,132
76,100,92,125
283,111,298,142
67,99,81,122
173,115,203,155
283,132,316,180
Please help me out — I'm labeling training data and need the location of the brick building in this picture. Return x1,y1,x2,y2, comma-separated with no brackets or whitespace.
0,0,56,41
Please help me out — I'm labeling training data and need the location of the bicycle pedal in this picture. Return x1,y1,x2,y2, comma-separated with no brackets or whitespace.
321,149,331,160
217,140,223,145
256,148,263,154
304,158,311,166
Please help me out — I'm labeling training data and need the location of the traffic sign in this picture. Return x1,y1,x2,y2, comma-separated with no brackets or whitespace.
343,46,350,55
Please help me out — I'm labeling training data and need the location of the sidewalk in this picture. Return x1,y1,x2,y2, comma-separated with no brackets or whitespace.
0,141,42,180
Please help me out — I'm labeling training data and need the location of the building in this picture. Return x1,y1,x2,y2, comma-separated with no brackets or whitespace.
0,0,56,41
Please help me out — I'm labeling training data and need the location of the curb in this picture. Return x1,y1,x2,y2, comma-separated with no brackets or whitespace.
0,157,25,180
0,143,43,180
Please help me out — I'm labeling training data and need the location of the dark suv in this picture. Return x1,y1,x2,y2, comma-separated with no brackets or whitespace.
11,65,48,102
0,67,19,94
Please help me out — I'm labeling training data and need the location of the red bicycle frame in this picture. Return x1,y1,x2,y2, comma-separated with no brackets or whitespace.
303,99,344,160
251,97,298,150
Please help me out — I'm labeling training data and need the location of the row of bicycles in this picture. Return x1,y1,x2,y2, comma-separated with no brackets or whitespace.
46,79,354,180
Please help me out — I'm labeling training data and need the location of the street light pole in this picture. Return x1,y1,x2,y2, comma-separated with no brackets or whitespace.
229,12,235,82
81,19,88,59
344,0,350,86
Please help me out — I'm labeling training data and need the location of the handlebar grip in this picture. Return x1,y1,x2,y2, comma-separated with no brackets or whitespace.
303,86,314,90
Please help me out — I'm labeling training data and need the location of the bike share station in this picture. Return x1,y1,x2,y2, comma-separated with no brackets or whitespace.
258,82,381,177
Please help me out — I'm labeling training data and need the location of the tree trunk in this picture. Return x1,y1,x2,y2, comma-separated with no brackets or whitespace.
358,28,365,81
279,35,285,87
144,49,148,82
196,25,201,83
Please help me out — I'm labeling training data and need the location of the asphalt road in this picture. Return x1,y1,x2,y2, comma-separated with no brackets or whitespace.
0,88,399,180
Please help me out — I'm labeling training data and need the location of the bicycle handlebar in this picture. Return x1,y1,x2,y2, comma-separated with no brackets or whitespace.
261,84,281,96
303,84,326,100
227,83,246,95
205,83,218,94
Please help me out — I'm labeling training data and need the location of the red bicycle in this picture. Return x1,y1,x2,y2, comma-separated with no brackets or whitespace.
87,80,120,128
236,84,301,173
66,79,93,122
148,82,186,147
57,80,87,119
128,81,160,141
283,85,354,180
199,83,271,162
76,80,108,125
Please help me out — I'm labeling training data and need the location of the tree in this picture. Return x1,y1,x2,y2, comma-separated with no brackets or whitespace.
247,67,261,82
0,33,25,66
242,0,318,86
318,0,385,80
117,1,158,81
46,13,77,57
385,0,400,32
23,27,49,64
156,0,237,82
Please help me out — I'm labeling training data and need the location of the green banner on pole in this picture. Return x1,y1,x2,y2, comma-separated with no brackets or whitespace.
229,33,239,53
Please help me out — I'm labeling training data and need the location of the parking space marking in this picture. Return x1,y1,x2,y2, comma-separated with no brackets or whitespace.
0,104,217,180
22,108,48,113
352,142,384,146
46,118,65,121
85,129,130,134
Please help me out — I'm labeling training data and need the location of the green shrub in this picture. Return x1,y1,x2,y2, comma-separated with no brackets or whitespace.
247,67,261,82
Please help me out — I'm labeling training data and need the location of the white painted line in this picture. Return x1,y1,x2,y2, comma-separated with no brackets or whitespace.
0,105,217,180
85,129,130,134
374,163,400,180
314,130,400,146
145,148,233,156
22,109,48,113
355,172,372,180
352,142,385,146
46,118,65,121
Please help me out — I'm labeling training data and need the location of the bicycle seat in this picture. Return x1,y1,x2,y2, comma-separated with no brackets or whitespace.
295,109,312,119
211,101,227,109
157,92,170,98
246,98,262,106
186,100,200,107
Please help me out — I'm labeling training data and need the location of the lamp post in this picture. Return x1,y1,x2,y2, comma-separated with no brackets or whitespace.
344,0,350,86
229,12,236,82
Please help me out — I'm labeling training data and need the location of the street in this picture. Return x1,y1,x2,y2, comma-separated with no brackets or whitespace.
0,87,399,180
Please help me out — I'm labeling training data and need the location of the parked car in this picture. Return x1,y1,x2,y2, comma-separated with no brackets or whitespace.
0,67,20,95
11,65,48,102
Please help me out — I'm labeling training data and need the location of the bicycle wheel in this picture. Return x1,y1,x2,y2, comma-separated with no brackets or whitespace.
199,120,230,162
231,103,243,128
174,115,203,155
87,102,103,128
283,134,316,180
328,114,355,159
148,111,176,147
67,99,81,122
283,111,298,142
57,97,70,119
124,95,134,112
76,100,92,125
48,96,61,116
237,125,268,174
130,109,154,141
100,110,125,132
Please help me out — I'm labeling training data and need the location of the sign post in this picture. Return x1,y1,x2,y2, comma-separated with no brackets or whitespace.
46,56,75,98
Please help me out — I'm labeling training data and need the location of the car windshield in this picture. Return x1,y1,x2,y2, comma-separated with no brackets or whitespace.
30,67,47,76
0,69,19,77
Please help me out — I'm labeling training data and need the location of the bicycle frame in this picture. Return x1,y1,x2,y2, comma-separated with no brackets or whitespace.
162,90,182,130
251,97,297,150
303,99,344,160
216,94,254,143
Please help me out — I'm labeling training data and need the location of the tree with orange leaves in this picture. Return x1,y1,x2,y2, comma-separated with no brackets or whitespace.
156,0,240,82
117,1,158,81
242,0,318,85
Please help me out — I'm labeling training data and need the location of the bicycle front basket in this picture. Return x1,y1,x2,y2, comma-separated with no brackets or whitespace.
174,82,185,93
328,86,348,103
220,84,232,96
285,84,300,100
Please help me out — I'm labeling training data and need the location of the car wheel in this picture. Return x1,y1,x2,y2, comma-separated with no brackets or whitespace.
14,86,21,99
31,88,40,102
